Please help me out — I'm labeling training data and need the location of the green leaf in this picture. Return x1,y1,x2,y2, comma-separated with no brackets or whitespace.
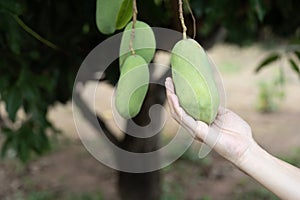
32,131,50,154
0,120,52,162
0,76,9,92
0,0,24,15
116,0,133,30
154,0,163,6
252,0,266,22
96,0,123,34
18,139,30,162
5,15,22,54
294,51,300,61
255,53,280,73
288,58,300,79
22,83,39,102
4,87,22,121
34,75,56,92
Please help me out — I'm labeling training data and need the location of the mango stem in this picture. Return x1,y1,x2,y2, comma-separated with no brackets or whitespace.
178,0,187,40
129,0,138,55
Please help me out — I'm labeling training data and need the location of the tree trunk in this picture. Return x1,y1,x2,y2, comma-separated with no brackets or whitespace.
118,84,165,200
118,168,161,200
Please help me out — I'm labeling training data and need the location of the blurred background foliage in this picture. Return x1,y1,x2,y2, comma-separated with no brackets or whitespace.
0,0,299,162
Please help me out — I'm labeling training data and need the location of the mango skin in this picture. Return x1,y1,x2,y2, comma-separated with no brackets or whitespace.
115,55,149,119
171,39,220,124
119,21,156,66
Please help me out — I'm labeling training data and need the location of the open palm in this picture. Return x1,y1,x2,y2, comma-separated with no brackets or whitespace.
165,77,255,164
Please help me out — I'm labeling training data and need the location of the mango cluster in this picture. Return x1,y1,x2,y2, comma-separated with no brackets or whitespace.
115,21,155,119
115,22,220,124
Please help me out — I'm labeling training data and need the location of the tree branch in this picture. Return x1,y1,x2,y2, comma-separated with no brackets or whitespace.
73,92,120,146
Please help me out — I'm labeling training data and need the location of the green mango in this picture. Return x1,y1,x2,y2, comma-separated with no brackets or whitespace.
171,39,220,124
119,21,156,66
115,54,149,119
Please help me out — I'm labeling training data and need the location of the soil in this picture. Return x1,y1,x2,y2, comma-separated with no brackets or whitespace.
0,43,300,200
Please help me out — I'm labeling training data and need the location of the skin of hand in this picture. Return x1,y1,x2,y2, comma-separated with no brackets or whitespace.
165,77,300,200
165,77,255,164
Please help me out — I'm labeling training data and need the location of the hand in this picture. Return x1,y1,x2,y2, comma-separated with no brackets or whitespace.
166,77,300,199
165,77,255,164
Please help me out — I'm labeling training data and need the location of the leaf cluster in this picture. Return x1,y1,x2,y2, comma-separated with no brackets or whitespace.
0,0,106,161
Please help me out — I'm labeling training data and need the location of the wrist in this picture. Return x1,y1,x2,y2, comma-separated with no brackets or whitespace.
234,139,264,170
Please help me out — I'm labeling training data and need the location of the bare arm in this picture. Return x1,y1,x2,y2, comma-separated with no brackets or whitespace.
165,77,300,200
237,142,300,200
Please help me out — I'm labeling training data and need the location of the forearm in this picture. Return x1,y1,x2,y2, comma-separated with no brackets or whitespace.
236,142,300,200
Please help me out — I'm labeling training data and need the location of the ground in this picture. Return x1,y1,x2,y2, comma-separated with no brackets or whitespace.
0,43,300,200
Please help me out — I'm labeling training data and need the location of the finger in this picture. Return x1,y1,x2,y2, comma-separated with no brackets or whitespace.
166,88,181,123
165,79,176,113
169,93,180,109
170,94,197,130
166,90,175,114
165,77,175,93
194,121,209,141
166,93,175,115
168,93,183,123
